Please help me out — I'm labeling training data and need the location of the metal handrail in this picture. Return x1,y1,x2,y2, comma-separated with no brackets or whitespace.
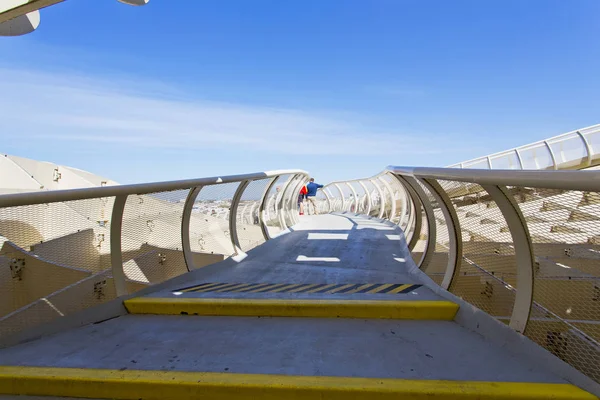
0,169,306,208
387,166,600,192
447,123,600,170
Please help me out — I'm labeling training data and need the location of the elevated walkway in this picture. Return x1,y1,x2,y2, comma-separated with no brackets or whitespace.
0,214,595,399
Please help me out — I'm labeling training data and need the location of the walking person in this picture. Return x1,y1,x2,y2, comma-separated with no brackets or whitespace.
298,184,307,215
305,178,323,215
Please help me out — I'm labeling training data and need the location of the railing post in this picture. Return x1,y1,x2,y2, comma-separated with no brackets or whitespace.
259,176,278,240
544,140,559,170
290,175,307,223
346,182,358,214
419,178,463,291
576,130,593,167
321,188,332,214
400,181,421,250
370,179,385,219
229,180,251,255
378,176,396,222
110,194,128,297
396,175,436,270
481,184,535,334
334,183,346,212
358,180,372,216
277,174,298,230
181,186,202,271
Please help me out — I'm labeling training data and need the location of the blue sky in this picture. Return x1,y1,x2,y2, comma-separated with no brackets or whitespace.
1,0,599,184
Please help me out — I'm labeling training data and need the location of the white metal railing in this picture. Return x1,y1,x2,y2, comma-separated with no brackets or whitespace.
0,169,308,342
326,166,600,386
448,124,600,171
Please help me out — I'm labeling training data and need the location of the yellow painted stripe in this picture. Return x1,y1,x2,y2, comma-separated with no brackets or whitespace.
388,284,413,294
213,283,249,293
367,283,395,294
343,283,374,294
248,284,283,293
124,298,459,320
305,284,337,294
181,283,220,293
0,366,595,400
229,283,263,293
193,283,234,293
270,283,303,293
327,284,355,294
287,283,321,293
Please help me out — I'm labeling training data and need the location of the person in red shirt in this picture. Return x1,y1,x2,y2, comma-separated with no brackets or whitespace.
298,185,308,215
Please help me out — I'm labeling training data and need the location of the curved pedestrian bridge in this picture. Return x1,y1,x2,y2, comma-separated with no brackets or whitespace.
0,213,597,399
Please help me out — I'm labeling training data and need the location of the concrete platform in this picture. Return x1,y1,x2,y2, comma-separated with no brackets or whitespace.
0,314,564,383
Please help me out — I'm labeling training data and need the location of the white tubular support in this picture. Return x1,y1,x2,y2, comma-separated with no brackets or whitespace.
544,140,559,170
229,180,251,255
276,176,295,230
359,181,372,216
321,188,333,213
419,178,462,291
396,176,437,270
288,175,306,224
396,179,410,229
370,179,385,219
334,183,346,212
482,184,535,334
110,194,128,297
325,187,338,212
346,182,358,214
515,149,525,169
259,176,279,240
181,186,202,271
394,177,422,250
378,176,396,221
576,130,593,167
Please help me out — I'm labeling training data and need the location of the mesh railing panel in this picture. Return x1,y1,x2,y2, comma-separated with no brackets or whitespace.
439,180,517,320
188,183,239,260
0,197,115,340
236,179,270,252
121,190,191,289
515,188,600,382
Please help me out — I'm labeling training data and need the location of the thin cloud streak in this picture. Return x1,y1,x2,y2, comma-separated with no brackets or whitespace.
0,67,454,156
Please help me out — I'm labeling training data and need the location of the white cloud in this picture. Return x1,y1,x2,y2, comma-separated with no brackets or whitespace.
0,67,448,156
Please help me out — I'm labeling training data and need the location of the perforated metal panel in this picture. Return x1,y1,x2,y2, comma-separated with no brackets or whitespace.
438,180,517,320
0,198,116,341
121,189,191,289
515,188,600,382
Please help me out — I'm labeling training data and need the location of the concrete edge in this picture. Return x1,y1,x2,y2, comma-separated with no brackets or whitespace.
367,216,600,397
0,366,595,400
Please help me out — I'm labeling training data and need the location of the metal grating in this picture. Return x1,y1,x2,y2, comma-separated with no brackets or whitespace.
438,180,517,319
515,188,600,382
